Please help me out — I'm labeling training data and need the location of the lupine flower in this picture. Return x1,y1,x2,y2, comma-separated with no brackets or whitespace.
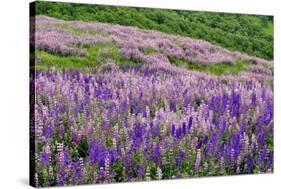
145,166,151,181
220,156,225,174
33,15,273,187
195,149,201,172
156,167,163,180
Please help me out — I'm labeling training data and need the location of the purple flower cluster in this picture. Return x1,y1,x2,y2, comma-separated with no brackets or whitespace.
33,15,273,187
35,28,88,56
35,16,273,69
33,64,273,186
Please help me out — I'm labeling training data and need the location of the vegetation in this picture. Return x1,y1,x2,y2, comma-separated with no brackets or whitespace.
36,50,248,76
35,43,141,71
169,56,249,75
35,1,273,60
32,10,273,187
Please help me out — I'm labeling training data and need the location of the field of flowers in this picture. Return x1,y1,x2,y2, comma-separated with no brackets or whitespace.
32,16,273,187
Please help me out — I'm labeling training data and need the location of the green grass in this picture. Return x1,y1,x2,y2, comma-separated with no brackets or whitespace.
86,43,143,67
35,29,250,75
168,56,249,75
36,42,249,75
35,42,142,71
35,43,121,71
57,24,85,35
87,43,120,63
58,23,109,36
140,46,158,54
35,51,92,71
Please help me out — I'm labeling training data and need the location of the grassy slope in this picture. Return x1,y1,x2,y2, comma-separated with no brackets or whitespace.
35,41,249,76
35,15,251,75
169,56,249,75
35,43,141,71
35,1,273,60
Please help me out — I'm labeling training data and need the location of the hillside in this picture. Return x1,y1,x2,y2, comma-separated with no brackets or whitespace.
34,16,273,81
35,1,273,60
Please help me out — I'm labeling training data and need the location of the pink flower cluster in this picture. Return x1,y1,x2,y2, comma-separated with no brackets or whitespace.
35,16,273,69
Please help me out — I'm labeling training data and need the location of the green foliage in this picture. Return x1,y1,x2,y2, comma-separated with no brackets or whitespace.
266,133,274,152
87,43,120,63
58,23,109,36
140,46,158,54
58,24,85,35
35,41,143,71
187,60,249,75
263,22,273,36
35,43,118,70
35,1,273,60
35,50,92,71
169,56,249,75
36,45,249,76
162,163,177,179
112,162,125,182
78,137,89,158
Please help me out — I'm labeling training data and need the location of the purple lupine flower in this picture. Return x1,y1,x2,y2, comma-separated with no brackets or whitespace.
136,166,145,178
176,127,182,139
44,122,54,139
152,125,160,138
259,146,267,165
267,152,273,168
89,140,105,165
171,124,176,137
41,152,50,165
176,149,185,167
187,117,193,130
153,142,162,165
195,149,201,172
182,122,187,135
33,15,273,186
